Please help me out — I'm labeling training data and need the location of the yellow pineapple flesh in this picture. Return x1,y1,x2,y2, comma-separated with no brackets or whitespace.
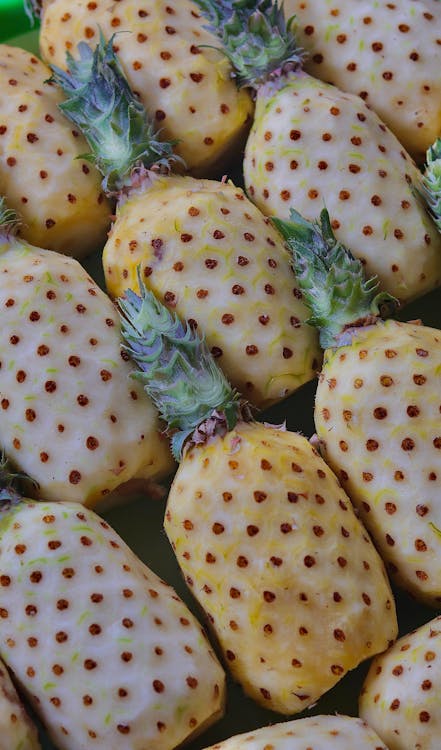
0,658,41,750
0,44,110,258
165,421,398,714
244,74,441,305
0,230,174,508
315,318,441,606
286,0,441,164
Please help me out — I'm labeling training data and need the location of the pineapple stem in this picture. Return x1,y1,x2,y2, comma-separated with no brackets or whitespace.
192,0,305,88
49,32,180,194
420,138,441,233
117,273,243,460
0,198,20,236
272,208,398,349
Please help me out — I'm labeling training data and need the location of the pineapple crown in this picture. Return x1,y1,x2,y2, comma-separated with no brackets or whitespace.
0,198,20,237
117,274,245,460
192,0,305,88
0,452,37,510
273,208,398,350
23,0,43,24
420,138,441,234
49,32,180,194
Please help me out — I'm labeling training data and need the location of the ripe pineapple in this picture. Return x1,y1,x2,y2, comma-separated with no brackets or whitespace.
30,0,253,177
117,279,398,715
0,44,110,258
359,615,441,750
0,658,41,750
0,198,173,508
275,208,441,607
191,0,441,305
201,714,390,750
0,459,225,750
285,0,441,164
49,34,321,409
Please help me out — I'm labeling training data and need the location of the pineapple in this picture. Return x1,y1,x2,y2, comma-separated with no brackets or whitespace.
285,0,441,164
0,458,226,750
359,615,441,750
0,44,110,258
116,277,398,715
201,714,390,750
191,0,441,306
49,34,321,409
28,0,253,177
0,658,42,750
0,198,173,508
274,208,441,607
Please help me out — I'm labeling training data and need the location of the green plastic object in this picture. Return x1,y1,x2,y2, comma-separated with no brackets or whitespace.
0,0,37,43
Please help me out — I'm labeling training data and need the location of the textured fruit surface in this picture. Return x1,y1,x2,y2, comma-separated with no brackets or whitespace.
360,615,441,750
0,499,225,750
201,714,389,750
315,319,441,606
0,234,173,507
0,658,41,750
38,0,254,176
104,175,321,408
165,421,397,715
0,44,110,258
244,73,441,304
286,0,441,163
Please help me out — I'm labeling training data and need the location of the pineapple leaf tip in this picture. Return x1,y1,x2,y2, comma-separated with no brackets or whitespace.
420,137,441,233
273,207,398,348
0,198,21,236
49,31,178,193
192,0,305,88
117,272,242,459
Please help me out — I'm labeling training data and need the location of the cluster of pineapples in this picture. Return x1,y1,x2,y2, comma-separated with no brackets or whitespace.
0,1,440,749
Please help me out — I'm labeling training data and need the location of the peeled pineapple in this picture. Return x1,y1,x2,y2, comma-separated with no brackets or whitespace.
286,0,441,163
0,44,110,258
117,280,398,716
275,208,441,607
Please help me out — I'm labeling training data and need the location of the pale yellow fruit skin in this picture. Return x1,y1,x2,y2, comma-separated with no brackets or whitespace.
38,0,254,176
104,175,321,409
164,421,398,715
286,0,441,163
0,500,226,750
359,615,441,750
0,44,110,258
202,714,389,750
244,74,441,305
315,319,441,606
0,659,41,750
0,236,174,508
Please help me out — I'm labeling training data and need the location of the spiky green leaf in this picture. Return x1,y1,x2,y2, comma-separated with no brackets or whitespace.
117,274,242,460
0,198,20,236
23,0,42,25
273,208,398,349
49,32,180,193
420,138,441,233
193,0,236,29
192,0,304,88
0,452,37,509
